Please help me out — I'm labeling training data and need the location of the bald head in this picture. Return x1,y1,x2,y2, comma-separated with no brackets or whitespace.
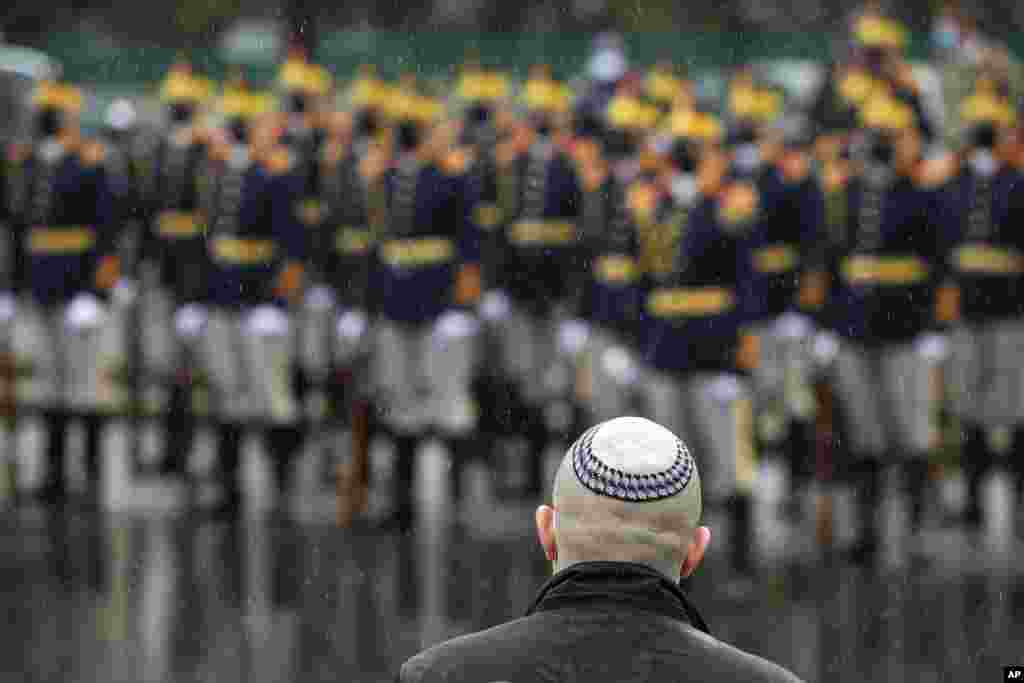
536,418,709,582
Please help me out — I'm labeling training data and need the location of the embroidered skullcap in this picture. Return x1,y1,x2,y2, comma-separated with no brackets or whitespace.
569,417,696,503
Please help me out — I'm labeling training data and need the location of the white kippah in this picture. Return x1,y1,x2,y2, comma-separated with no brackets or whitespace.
569,417,696,502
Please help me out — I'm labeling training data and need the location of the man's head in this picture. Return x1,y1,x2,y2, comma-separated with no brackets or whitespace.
536,417,711,583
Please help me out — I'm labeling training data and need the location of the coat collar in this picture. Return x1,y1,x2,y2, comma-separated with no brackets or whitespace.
525,561,710,634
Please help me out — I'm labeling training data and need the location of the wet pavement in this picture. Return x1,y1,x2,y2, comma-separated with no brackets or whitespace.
1,439,1022,682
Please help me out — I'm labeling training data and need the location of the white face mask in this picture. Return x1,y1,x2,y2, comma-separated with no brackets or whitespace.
734,144,760,173
671,173,698,206
969,149,997,177
229,145,250,171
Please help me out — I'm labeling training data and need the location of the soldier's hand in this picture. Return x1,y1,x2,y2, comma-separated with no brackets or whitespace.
273,261,305,304
94,255,121,292
735,332,761,371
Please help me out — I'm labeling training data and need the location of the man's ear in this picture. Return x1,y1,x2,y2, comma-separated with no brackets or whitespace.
680,526,711,579
536,505,558,562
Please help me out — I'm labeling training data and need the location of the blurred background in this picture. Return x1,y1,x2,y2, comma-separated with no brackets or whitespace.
2,2,1024,683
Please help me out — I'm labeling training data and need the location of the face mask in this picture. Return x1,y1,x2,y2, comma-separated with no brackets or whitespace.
970,124,996,151
467,104,491,126
969,149,997,177
36,107,63,138
734,143,761,174
869,137,895,166
671,140,697,173
397,121,420,152
356,110,379,139
169,103,194,125
935,28,959,50
228,117,248,145
671,173,698,206
287,92,308,115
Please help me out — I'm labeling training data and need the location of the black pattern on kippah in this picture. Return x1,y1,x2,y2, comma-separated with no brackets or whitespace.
570,424,695,502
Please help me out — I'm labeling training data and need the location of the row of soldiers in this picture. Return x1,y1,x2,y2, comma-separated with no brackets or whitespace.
2,35,1024,571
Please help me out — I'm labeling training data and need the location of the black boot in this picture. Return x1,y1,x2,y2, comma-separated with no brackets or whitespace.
961,424,990,530
904,455,930,534
728,493,755,576
445,435,477,517
848,456,882,566
381,434,417,533
82,414,106,509
788,419,815,495
265,425,304,500
161,381,195,478
38,411,70,505
212,423,244,521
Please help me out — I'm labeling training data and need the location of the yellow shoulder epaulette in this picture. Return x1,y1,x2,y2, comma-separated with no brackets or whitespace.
855,15,908,50
860,93,914,131
838,70,877,106
961,93,1017,128
33,81,84,113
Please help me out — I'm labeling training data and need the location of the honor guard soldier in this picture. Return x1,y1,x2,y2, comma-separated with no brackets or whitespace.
813,93,949,562
480,65,583,498
361,94,482,531
571,93,659,423
6,78,125,505
276,45,336,452
941,84,1024,531
136,60,214,477
197,77,307,519
320,111,376,524
349,64,389,154
745,129,828,511
636,146,762,576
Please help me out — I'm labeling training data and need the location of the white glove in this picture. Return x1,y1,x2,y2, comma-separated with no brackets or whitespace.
174,304,208,341
112,278,137,307
811,330,840,367
336,309,368,341
64,293,107,332
433,309,480,341
915,333,949,363
774,312,814,341
244,304,291,338
305,285,335,312
480,289,511,323
0,293,16,324
707,374,744,404
557,319,591,356
601,345,639,387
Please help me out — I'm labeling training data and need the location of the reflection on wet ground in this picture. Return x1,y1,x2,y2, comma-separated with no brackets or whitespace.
1,499,1021,683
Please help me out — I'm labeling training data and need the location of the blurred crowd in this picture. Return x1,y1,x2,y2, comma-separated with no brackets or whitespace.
2,0,1024,576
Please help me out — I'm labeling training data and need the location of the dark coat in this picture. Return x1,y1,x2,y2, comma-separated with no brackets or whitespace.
397,561,804,683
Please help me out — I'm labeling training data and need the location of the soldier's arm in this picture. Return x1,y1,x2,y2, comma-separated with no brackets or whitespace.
564,156,591,318
796,176,829,318
87,151,122,296
270,161,308,306
452,172,482,309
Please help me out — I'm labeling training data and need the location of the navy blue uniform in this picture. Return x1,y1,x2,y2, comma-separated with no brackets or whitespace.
7,143,118,306
369,158,480,324
493,143,583,313
640,195,758,376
